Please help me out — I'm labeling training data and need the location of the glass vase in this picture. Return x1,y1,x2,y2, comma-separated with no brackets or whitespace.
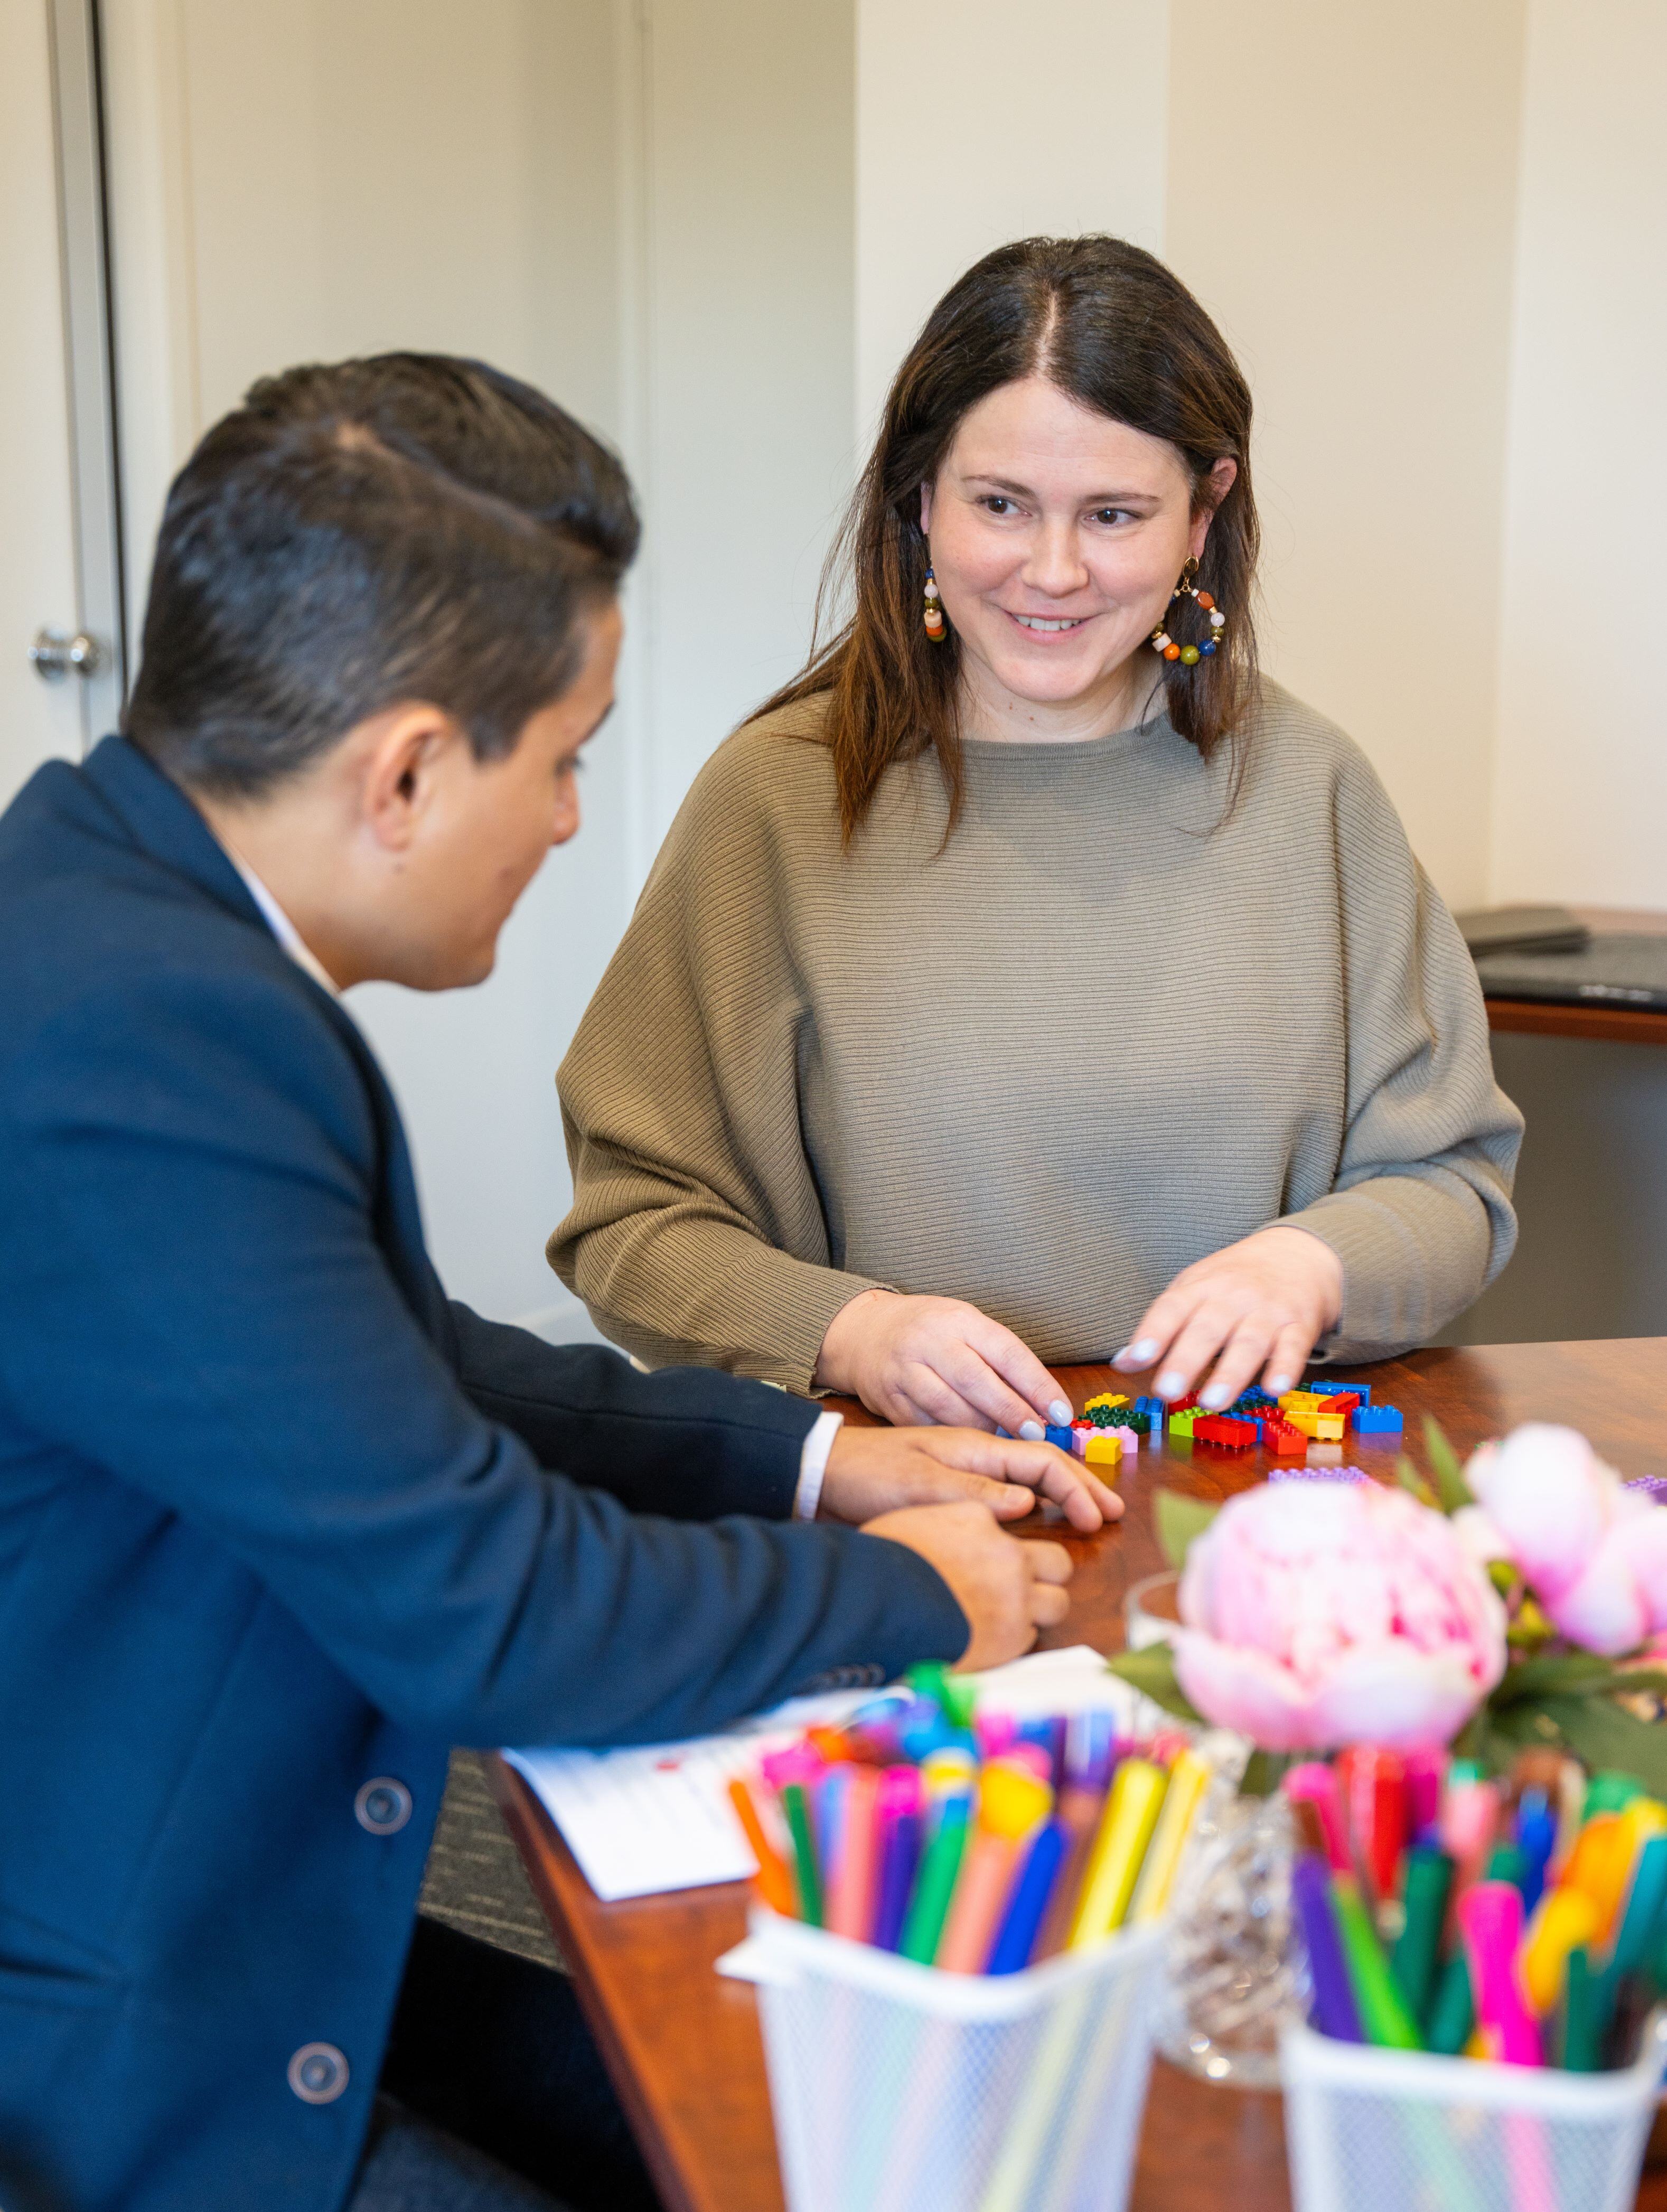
1156,1778,1308,2089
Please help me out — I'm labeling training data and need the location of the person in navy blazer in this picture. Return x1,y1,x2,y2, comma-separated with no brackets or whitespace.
0,357,1111,2212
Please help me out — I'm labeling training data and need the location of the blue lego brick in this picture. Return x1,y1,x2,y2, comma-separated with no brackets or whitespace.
1133,1395,1166,1430
1351,1403,1402,1433
1044,1423,1075,1451
1309,1379,1371,1405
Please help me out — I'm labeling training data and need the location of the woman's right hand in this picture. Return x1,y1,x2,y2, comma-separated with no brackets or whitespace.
814,1288,1072,1436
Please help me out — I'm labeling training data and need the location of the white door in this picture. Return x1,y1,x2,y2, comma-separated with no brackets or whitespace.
0,0,86,806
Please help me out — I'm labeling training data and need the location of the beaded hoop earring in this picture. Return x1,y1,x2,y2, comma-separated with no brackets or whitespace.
923,563,947,643
1150,557,1226,667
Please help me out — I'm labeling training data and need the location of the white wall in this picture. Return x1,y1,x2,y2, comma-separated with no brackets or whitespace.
1488,0,1667,908
854,0,1168,442
1164,3,1527,910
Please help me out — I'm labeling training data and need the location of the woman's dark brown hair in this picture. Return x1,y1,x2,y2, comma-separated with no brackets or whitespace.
754,235,1259,840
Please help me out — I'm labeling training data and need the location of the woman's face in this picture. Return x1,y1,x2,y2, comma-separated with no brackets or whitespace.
920,376,1234,724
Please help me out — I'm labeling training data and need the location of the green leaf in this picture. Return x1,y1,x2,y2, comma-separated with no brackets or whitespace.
1241,1749,1293,1798
1394,1455,1437,1509
1104,1645,1206,1726
1491,1650,1626,1705
1154,1487,1220,1573
1423,1415,1474,1514
1491,1653,1667,1708
1539,1694,1667,1799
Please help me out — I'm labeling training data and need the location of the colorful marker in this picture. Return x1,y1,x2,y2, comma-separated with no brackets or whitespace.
727,1776,795,1918
1069,1758,1167,1947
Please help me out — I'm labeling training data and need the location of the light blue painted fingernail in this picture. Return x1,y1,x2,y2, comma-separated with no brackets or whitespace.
1267,1375,1294,1396
1047,1398,1072,1426
1126,1339,1159,1364
1200,1384,1230,1411
1018,1420,1045,1441
1156,1372,1185,1401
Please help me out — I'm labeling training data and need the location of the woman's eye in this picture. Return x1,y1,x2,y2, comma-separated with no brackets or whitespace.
1092,507,1134,527
981,496,1017,516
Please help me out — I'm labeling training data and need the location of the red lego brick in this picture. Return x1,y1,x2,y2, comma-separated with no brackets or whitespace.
1319,1391,1361,1418
1195,1414,1256,1450
1264,1420,1308,1457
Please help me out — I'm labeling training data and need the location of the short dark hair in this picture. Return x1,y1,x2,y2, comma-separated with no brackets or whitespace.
125,353,640,797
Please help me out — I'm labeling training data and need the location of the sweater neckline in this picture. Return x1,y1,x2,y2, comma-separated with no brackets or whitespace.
958,710,1175,770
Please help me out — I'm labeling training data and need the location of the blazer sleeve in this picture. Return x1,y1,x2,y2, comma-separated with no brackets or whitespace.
1276,750,1524,1357
0,967,967,1748
442,1301,814,1521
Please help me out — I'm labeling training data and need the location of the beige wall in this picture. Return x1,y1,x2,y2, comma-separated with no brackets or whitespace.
855,0,1168,440
1164,2,1526,909
1489,0,1667,907
635,0,855,849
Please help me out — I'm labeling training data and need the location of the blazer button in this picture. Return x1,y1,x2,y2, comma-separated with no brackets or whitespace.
288,2042,349,2104
354,1777,413,1835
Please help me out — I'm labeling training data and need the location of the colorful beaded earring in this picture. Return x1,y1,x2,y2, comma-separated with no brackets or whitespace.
923,563,947,643
1150,557,1226,667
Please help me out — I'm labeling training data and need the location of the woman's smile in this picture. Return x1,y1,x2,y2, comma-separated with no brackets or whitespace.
1004,609,1095,636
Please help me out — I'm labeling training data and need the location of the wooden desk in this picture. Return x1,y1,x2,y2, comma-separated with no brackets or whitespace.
1485,906,1667,1046
493,1338,1667,2212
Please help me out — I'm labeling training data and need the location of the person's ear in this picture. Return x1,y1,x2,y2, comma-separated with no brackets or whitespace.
1188,457,1239,562
919,480,934,535
357,704,463,856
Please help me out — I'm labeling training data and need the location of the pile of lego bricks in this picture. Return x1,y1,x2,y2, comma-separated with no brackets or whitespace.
1174,1379,1403,1456
1039,1378,1403,1466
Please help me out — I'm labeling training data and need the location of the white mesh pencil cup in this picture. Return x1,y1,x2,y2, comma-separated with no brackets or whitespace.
746,1904,1166,2212
1281,2012,1667,2212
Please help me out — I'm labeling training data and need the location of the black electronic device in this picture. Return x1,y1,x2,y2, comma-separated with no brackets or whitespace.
1472,933,1667,1011
1455,904,1590,957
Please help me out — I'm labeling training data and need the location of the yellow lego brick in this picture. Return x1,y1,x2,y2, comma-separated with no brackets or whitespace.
1287,1409,1345,1441
1083,1392,1129,1413
1279,1391,1328,1414
1084,1431,1125,1466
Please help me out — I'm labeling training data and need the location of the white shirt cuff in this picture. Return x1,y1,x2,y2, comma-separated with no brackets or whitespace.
793,1409,844,1521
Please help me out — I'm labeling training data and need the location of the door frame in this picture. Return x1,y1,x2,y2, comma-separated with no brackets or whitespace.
46,0,126,742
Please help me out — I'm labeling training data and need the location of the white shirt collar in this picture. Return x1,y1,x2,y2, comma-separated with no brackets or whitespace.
222,848,341,999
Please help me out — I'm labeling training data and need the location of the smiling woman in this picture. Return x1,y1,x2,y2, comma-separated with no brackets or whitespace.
550,235,1524,1429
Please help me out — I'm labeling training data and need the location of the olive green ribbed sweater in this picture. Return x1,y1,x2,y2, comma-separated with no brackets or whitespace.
550,683,1522,1388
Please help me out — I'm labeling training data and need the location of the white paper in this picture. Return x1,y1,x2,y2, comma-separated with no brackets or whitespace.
505,1645,1138,1905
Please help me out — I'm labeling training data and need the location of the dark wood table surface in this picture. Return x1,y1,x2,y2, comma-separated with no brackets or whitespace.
493,1337,1667,2212
1485,905,1667,1046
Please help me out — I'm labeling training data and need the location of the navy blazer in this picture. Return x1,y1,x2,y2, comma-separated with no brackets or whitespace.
0,738,966,2212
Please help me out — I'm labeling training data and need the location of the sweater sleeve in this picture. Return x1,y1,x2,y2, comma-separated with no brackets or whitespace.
551,730,889,1389
1275,748,1523,1358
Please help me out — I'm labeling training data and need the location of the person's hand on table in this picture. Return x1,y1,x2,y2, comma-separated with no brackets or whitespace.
1111,1223,1343,1409
815,1288,1074,1437
818,1422,1122,1533
860,1501,1074,1670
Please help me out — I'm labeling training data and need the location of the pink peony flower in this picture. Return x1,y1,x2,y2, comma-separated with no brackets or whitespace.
1170,1479,1507,1752
1464,1424,1667,1658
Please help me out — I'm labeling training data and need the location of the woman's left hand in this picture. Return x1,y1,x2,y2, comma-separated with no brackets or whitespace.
1111,1225,1343,1409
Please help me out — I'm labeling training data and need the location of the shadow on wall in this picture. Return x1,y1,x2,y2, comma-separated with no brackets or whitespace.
1440,1032,1667,1346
